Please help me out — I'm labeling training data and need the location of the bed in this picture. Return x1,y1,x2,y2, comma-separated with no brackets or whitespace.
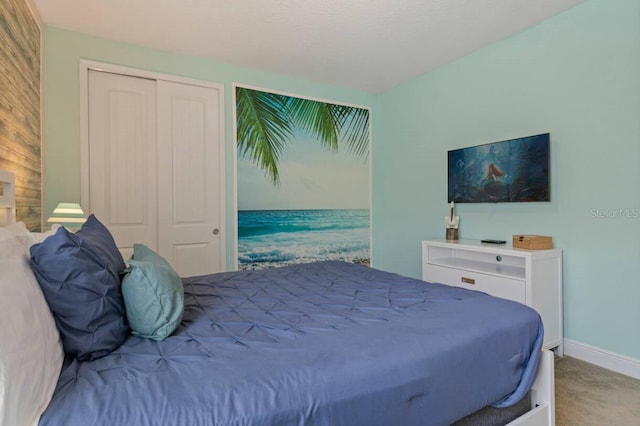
0,170,555,426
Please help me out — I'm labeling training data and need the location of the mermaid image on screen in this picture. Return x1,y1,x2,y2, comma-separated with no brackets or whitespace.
448,133,550,203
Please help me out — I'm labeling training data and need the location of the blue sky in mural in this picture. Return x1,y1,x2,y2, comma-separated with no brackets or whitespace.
238,129,369,211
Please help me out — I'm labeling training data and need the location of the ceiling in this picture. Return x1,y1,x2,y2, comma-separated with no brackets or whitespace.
32,0,585,93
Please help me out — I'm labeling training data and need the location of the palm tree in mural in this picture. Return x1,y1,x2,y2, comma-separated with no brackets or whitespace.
236,87,370,185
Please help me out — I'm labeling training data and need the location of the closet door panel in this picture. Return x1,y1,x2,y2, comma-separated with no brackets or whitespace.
88,70,158,259
157,80,224,277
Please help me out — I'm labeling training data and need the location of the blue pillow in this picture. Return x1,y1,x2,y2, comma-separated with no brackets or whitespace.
30,226,128,361
122,244,184,340
76,214,126,274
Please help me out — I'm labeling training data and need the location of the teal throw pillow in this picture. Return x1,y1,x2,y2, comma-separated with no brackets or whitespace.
122,244,184,340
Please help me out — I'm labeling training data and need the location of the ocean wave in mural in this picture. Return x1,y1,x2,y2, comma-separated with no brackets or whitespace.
238,209,369,270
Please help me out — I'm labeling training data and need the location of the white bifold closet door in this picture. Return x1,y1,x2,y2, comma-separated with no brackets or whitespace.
87,70,224,277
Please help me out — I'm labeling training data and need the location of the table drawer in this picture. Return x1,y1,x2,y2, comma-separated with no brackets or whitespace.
424,264,526,304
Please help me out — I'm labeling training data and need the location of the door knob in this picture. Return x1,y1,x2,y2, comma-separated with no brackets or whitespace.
212,228,220,235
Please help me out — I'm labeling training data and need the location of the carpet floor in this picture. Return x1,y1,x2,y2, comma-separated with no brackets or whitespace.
555,356,640,425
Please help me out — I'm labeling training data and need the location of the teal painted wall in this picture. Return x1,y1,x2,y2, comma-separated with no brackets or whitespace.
42,27,376,271
373,0,640,359
44,0,639,361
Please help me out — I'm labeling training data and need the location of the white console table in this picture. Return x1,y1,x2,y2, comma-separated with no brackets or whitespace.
422,239,563,354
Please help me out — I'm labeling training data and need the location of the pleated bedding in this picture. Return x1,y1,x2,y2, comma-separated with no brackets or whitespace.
40,261,542,426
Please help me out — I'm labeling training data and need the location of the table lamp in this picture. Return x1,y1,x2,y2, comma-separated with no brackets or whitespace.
47,202,86,229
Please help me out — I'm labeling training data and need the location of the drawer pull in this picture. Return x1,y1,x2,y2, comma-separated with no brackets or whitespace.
461,277,475,285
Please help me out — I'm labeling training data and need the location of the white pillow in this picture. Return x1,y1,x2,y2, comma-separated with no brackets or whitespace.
0,229,64,426
3,222,60,258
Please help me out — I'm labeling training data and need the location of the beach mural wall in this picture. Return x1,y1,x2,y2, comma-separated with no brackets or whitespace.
235,86,370,270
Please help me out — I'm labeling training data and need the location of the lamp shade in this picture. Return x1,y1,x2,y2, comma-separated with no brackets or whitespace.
47,202,86,227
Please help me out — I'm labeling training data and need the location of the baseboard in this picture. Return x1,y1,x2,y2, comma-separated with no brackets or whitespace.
563,339,640,380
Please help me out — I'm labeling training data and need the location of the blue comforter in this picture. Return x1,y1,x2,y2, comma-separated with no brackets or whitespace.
40,261,543,426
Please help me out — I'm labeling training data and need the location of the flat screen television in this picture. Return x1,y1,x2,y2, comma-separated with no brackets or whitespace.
448,133,550,203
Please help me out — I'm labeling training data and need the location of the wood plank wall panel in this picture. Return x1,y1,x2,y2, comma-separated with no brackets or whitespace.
0,0,41,231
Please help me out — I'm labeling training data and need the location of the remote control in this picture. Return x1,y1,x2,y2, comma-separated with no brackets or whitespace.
481,239,506,244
